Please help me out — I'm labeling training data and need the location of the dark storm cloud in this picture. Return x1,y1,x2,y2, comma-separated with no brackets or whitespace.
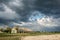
7,0,36,22
15,0,60,19
34,0,60,17
0,0,60,24
0,0,11,3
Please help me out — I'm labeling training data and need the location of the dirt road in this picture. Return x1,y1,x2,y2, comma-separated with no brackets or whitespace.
22,34,60,40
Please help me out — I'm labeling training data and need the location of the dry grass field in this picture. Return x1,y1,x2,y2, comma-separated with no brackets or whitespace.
0,32,60,40
22,34,60,40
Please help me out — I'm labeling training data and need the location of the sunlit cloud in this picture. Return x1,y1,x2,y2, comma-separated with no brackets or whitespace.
29,11,45,21
37,17,60,27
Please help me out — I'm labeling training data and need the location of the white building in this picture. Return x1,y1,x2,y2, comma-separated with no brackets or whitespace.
11,27,18,33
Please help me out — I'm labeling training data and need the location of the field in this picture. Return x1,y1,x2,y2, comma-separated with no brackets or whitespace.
22,34,60,40
0,32,60,40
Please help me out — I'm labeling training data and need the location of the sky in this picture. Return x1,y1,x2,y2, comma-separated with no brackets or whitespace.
0,0,60,32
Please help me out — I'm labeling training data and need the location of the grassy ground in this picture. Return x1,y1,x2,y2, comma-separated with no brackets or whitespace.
0,32,60,40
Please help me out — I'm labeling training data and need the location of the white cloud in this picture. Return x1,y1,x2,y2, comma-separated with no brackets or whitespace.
29,11,60,27
13,16,60,30
0,4,19,20
29,11,45,21
11,22,41,31
9,0,24,9
37,17,60,27
10,16,60,31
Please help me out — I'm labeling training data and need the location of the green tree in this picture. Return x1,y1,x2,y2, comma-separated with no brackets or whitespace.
3,27,11,33
0,28,3,32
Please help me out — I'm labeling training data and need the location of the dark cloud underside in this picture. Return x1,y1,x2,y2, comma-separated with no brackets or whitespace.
0,0,60,24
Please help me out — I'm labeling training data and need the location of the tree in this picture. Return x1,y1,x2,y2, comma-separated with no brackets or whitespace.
0,28,3,32
3,27,11,33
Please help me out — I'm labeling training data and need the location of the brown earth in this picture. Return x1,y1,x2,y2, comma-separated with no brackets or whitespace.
22,34,60,40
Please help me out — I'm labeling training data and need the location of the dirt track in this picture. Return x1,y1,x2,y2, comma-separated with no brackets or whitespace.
22,34,60,40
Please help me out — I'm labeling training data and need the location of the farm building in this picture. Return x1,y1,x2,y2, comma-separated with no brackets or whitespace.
11,27,18,33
